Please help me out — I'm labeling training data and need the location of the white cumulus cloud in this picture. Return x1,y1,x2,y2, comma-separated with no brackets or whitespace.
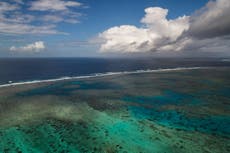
10,41,45,52
98,0,230,54
99,7,189,53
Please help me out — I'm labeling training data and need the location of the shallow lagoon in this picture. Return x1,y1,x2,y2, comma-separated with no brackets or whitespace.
0,68,230,153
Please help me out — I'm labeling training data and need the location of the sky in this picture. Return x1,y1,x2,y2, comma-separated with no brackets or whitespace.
0,0,229,57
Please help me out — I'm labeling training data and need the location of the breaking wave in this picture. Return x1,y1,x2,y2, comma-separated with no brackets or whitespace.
0,67,209,88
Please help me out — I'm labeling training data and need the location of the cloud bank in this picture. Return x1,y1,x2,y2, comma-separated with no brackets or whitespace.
10,41,45,52
99,0,230,54
188,0,230,38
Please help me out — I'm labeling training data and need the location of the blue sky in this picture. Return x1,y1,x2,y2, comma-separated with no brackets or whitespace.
0,0,229,57
63,0,208,38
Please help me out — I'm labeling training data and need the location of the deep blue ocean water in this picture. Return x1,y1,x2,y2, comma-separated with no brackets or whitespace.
0,58,229,85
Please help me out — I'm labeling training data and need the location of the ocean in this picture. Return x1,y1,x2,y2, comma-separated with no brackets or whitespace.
0,58,230,153
0,57,229,85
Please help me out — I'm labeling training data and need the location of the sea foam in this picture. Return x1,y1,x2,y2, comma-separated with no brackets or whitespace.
0,67,207,88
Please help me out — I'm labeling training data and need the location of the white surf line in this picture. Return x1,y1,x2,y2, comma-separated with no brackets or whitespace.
0,67,211,88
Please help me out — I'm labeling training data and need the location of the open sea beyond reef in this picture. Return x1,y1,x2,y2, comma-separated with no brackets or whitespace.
0,58,230,153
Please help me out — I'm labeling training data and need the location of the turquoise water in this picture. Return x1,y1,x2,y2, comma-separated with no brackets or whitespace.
0,68,230,153
123,90,230,137
128,105,230,137
123,90,202,105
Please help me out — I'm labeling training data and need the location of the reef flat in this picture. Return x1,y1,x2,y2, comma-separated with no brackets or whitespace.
0,68,230,153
